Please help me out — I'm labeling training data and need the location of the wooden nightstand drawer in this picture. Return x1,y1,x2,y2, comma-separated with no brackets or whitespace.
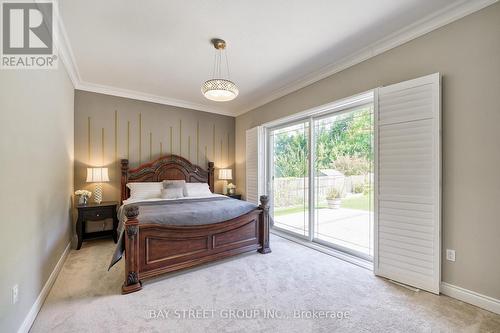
82,208,113,221
76,201,118,250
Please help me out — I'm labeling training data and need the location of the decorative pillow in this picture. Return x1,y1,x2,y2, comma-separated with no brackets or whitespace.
162,179,186,188
126,182,163,200
184,182,212,197
160,188,183,199
161,181,185,199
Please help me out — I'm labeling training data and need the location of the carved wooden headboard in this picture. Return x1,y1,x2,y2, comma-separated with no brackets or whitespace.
121,154,214,203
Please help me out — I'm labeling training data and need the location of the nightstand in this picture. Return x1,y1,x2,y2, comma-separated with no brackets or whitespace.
76,201,118,250
227,194,242,200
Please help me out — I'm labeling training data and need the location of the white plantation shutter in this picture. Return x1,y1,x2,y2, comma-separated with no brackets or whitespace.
374,73,441,294
246,126,265,204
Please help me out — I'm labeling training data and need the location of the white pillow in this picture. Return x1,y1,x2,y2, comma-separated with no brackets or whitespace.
126,182,163,200
184,183,212,197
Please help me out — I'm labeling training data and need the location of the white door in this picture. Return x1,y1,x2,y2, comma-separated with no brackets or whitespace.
374,73,441,294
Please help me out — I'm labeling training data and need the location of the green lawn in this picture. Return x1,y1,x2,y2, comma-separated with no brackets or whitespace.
274,194,371,216
342,194,371,211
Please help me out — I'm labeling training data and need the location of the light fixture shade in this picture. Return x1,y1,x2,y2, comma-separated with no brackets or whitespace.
202,79,239,102
86,167,110,183
218,168,232,180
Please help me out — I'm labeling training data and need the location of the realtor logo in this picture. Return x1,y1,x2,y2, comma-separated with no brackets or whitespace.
1,1,57,69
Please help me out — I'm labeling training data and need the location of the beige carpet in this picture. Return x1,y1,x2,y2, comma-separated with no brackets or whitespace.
31,235,500,333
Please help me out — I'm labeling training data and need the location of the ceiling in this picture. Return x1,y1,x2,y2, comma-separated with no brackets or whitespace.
59,0,490,116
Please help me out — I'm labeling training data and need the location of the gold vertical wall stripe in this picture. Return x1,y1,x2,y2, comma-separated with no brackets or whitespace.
227,132,230,166
220,139,223,167
114,110,118,162
160,142,163,156
87,117,91,163
127,121,130,160
169,126,173,154
138,113,142,164
204,145,208,164
212,124,216,162
149,132,152,161
101,128,105,166
188,136,191,161
196,121,200,165
179,119,182,156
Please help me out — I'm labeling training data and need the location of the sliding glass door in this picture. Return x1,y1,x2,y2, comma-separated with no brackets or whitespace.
268,102,374,259
269,122,309,237
313,106,374,257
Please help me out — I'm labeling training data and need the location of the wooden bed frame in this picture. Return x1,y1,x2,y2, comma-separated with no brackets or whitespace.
120,154,271,294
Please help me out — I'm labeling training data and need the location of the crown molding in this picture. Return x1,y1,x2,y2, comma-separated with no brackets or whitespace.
53,0,233,117
76,81,236,116
52,0,81,87
53,0,497,117
233,0,498,116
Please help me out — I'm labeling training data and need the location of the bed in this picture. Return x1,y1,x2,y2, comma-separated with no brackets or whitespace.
115,154,271,294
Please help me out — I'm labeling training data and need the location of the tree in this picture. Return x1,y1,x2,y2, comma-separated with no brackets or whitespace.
274,129,308,177
273,107,372,178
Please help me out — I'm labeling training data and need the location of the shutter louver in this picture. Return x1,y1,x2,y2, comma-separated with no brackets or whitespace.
375,73,441,294
246,127,264,204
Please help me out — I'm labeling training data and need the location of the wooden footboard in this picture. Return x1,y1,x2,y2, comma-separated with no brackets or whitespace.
122,195,271,294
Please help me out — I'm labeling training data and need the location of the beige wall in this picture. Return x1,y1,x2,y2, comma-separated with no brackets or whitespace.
74,91,235,201
0,67,74,331
236,4,500,299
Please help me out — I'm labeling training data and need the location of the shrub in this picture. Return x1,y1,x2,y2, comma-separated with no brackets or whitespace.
331,156,370,176
326,188,341,200
353,183,364,194
362,183,371,195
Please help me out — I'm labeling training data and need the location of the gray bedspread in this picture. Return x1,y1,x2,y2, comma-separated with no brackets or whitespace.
109,196,258,269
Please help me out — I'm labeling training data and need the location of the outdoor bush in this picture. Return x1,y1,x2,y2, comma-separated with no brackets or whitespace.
353,183,364,194
363,183,371,195
326,187,341,200
274,107,373,178
331,156,371,176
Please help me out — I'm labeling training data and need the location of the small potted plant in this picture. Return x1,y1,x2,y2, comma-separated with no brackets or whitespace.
326,188,342,209
75,190,92,205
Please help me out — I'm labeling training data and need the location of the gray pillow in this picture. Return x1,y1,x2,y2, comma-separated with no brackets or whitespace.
162,179,186,188
161,180,185,199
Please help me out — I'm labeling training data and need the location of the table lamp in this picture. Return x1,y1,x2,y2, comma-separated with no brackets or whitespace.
218,169,232,195
86,167,109,204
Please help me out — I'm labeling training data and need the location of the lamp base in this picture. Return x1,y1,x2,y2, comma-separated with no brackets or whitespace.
94,183,103,204
222,180,228,195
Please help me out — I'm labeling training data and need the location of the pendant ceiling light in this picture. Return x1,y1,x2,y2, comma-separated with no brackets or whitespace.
202,38,239,102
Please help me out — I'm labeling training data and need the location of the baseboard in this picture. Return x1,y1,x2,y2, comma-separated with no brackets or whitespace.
273,228,500,314
17,242,72,333
440,282,500,315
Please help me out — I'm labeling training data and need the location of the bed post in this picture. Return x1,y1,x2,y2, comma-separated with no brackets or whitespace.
122,205,142,294
121,159,129,204
208,161,215,193
258,195,272,254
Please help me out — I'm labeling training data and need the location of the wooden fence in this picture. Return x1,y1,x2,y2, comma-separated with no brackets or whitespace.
273,174,372,207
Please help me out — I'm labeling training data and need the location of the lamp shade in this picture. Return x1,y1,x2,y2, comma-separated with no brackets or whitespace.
218,169,232,180
86,168,110,183
202,79,239,102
